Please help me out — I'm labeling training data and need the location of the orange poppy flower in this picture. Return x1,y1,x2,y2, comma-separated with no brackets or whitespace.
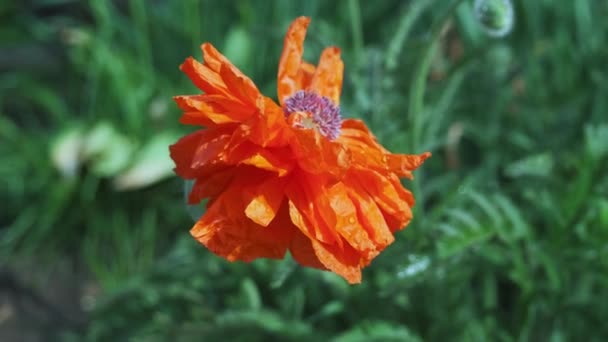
170,17,430,284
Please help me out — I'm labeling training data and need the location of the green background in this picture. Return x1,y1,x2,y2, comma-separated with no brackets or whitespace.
1,0,607,340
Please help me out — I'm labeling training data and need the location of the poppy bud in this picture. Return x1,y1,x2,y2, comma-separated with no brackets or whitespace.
474,0,514,37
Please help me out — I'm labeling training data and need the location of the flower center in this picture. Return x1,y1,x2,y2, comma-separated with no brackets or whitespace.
283,90,342,140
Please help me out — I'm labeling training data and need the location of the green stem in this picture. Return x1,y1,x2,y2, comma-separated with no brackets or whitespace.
408,0,466,216
347,0,364,66
409,0,466,151
385,0,432,71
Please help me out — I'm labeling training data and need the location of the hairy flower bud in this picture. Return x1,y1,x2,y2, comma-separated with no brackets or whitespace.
474,0,514,37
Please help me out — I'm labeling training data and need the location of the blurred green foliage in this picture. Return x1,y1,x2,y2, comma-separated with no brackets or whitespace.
1,0,607,340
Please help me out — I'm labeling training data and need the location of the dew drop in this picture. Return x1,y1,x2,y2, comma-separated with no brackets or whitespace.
474,0,514,38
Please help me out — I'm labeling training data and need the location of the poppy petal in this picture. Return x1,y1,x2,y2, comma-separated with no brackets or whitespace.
290,128,350,176
191,132,232,168
310,47,344,105
351,169,414,232
316,182,377,259
278,16,311,105
297,62,316,91
386,173,416,232
286,175,341,245
187,168,236,204
190,185,293,262
180,56,229,96
311,239,362,284
385,152,432,178
244,177,285,227
339,119,386,154
224,137,294,176
289,228,325,269
201,43,260,102
174,95,256,124
240,151,292,176
346,182,395,248
179,111,218,127
169,130,206,179
337,119,387,168
245,97,292,148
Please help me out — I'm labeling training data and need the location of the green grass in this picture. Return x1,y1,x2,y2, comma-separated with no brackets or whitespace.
1,0,607,340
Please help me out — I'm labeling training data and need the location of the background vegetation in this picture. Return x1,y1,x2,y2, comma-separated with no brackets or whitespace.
1,0,607,340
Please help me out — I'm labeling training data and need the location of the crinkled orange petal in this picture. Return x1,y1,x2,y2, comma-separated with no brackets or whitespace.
219,66,259,107
339,119,431,177
287,199,312,239
346,184,395,248
289,228,325,269
385,152,432,178
277,16,311,105
287,195,338,247
244,176,285,227
340,119,382,148
297,62,316,90
290,128,350,176
169,126,236,180
179,43,261,121
240,150,292,176
286,172,342,245
169,130,207,179
224,139,294,176
174,95,256,125
338,119,389,170
244,97,292,148
187,168,236,204
311,239,362,284
179,111,218,127
191,132,231,169
265,200,298,246
340,145,384,170
201,43,260,103
386,173,416,232
351,169,413,232
310,47,344,105
316,182,377,259
180,57,230,97
190,183,293,262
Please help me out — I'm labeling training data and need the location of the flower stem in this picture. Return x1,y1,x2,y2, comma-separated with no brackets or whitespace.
348,0,364,66
409,0,466,151
408,0,466,216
